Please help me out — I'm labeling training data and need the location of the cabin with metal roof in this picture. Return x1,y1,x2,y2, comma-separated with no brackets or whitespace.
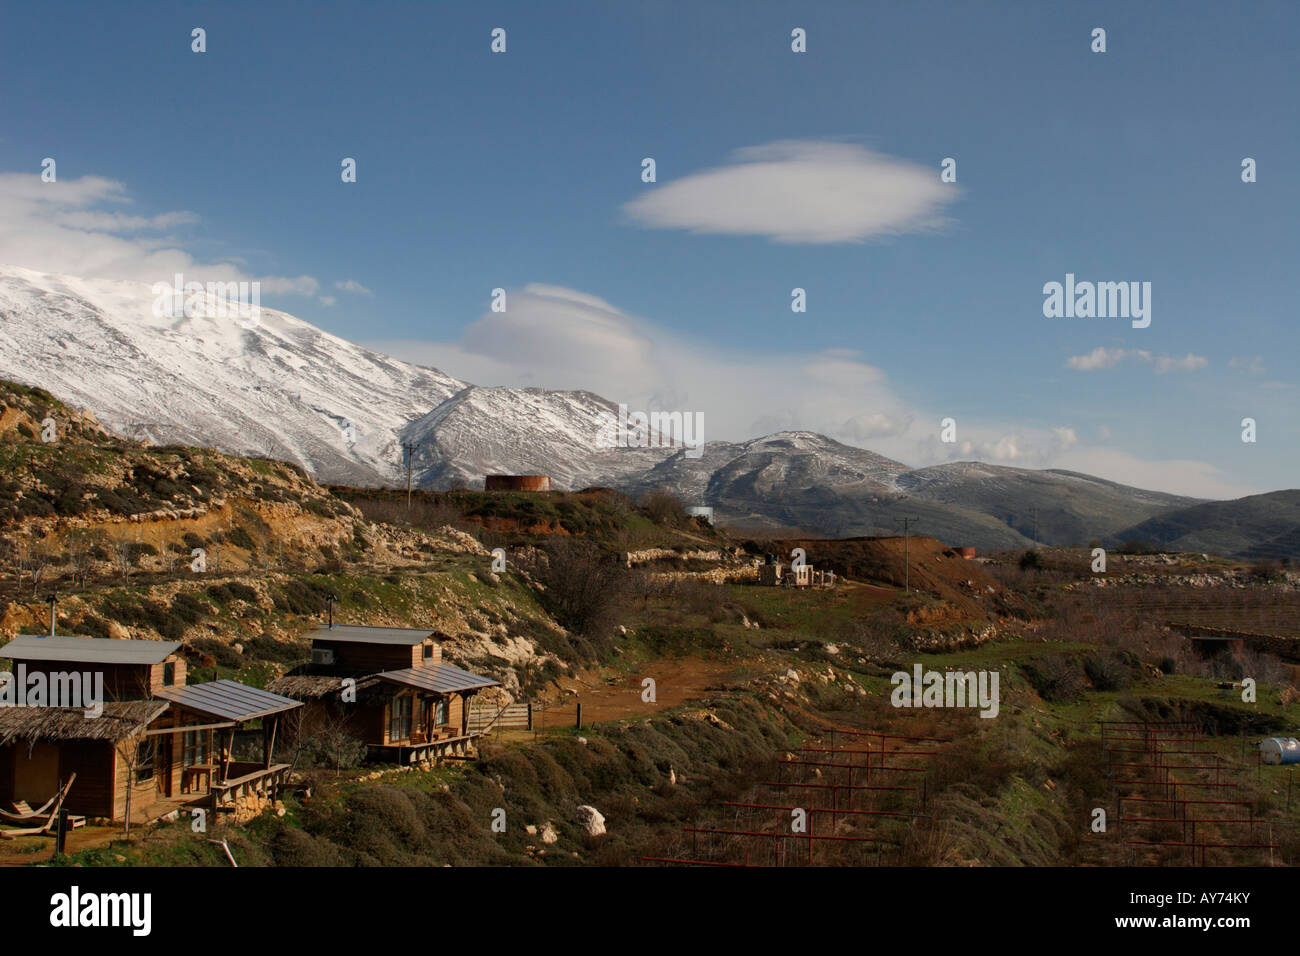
270,622,500,765
1,634,185,700
0,634,300,825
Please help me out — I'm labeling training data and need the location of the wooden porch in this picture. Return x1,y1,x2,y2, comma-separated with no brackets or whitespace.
210,762,293,807
369,733,483,765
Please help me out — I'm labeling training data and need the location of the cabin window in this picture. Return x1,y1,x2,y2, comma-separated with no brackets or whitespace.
135,740,155,782
163,662,176,686
183,730,208,767
435,699,448,726
422,644,433,660
390,696,412,741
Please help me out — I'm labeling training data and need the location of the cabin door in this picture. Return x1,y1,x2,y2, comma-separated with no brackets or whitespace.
13,743,61,804
156,735,173,797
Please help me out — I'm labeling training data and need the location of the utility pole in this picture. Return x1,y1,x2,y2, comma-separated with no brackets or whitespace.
896,516,919,593
1030,508,1038,548
402,442,414,512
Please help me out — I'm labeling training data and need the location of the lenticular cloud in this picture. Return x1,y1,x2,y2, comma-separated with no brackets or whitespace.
622,140,958,244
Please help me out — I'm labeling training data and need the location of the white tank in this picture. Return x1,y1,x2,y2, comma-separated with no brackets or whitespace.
1259,737,1300,765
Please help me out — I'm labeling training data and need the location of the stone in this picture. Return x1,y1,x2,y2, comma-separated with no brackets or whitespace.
575,805,606,837
540,822,558,844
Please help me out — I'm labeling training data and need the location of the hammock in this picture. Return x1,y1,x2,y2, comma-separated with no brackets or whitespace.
0,773,77,837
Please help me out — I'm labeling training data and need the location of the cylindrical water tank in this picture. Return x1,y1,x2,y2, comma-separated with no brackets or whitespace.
484,475,551,491
1259,737,1300,765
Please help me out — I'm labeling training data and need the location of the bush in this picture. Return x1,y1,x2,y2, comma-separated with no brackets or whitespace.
227,582,259,602
1022,654,1085,702
1019,550,1043,571
1084,651,1134,691
522,538,629,647
641,488,686,527
228,526,256,552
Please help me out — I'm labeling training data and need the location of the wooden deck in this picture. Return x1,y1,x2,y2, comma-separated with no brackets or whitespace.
210,763,292,805
369,733,482,764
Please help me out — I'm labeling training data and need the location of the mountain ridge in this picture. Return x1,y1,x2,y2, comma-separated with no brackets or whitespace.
4,263,1290,554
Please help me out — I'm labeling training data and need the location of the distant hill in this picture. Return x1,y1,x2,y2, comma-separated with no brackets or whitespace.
1111,490,1300,559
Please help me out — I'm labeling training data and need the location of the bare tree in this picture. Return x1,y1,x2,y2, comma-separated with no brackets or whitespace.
520,537,630,640
64,530,100,590
15,539,54,597
111,537,135,585
161,548,179,579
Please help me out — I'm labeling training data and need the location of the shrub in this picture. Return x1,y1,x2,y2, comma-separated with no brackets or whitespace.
522,538,629,646
641,488,686,527
1084,651,1133,691
1022,654,1085,702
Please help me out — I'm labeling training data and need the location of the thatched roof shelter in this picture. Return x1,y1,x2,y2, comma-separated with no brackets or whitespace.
0,700,167,746
267,673,380,701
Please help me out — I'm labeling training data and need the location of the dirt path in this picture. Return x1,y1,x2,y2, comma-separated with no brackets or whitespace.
537,656,740,726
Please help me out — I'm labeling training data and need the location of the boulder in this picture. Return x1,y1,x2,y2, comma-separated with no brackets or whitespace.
575,805,606,837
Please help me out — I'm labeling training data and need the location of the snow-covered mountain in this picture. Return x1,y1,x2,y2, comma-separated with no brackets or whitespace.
0,264,1207,548
0,265,464,485
400,385,674,489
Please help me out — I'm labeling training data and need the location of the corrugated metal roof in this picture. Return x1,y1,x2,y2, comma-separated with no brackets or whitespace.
303,625,439,646
377,663,499,694
154,679,301,721
0,634,180,665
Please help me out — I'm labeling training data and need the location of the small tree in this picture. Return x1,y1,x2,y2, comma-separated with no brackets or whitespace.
522,538,629,643
641,487,686,527
111,538,135,585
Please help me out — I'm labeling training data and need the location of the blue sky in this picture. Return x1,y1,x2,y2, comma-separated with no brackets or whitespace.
0,0,1295,497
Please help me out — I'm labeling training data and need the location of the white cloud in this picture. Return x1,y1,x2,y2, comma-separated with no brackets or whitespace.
368,283,907,449
1152,353,1209,374
1067,347,1207,373
0,171,318,296
622,140,958,244
1229,355,1265,375
335,279,373,295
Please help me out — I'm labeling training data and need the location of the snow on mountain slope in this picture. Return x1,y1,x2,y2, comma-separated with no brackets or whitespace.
0,265,464,484
400,385,674,489
0,263,1215,549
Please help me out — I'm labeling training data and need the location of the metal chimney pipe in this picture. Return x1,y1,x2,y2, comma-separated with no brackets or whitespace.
48,594,56,637
327,595,335,629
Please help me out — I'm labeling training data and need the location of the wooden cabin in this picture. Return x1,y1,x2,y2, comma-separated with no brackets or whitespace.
0,634,186,700
270,625,499,765
0,635,300,823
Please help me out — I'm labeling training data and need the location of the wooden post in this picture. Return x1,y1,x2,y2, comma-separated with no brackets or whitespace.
576,702,582,730
264,716,279,770
54,809,67,856
221,728,235,783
